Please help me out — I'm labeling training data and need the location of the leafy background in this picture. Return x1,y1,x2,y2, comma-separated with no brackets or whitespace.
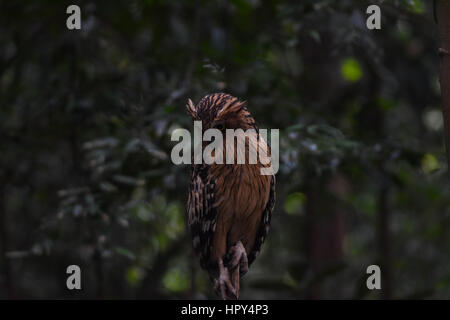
1,0,448,299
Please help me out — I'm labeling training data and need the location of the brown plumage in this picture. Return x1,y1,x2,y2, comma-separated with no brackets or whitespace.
186,93,275,299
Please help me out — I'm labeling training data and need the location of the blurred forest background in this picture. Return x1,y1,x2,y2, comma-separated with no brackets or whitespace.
0,0,449,299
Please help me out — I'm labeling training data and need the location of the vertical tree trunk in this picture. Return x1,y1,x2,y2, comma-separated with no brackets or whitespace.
378,186,392,299
305,172,347,299
436,0,450,169
187,249,197,299
94,247,104,299
0,182,15,298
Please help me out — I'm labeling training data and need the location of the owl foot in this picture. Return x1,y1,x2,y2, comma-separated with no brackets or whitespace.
227,241,248,276
214,259,236,300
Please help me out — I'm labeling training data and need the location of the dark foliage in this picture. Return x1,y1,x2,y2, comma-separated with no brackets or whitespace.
0,0,448,299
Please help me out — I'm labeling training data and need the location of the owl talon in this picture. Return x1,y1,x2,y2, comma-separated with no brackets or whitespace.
214,259,237,300
227,241,249,276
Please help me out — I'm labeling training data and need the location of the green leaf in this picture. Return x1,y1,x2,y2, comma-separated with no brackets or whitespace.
126,266,144,286
421,153,439,174
163,267,189,293
341,58,363,83
115,247,136,260
284,192,306,215
309,30,321,43
377,96,397,111
401,0,424,14
165,202,185,239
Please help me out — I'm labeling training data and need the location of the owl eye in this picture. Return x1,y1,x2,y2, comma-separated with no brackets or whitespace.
214,123,225,130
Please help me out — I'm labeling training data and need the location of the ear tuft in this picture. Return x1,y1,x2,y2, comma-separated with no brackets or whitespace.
186,98,196,119
216,98,245,118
